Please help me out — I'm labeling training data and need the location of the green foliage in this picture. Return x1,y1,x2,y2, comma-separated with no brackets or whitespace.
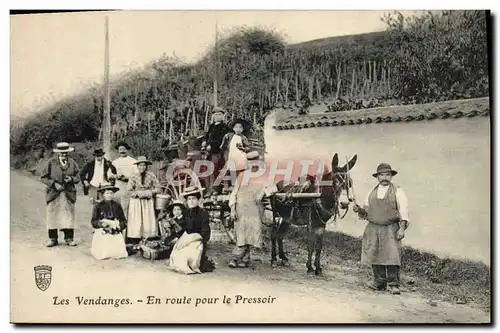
11,12,489,164
11,95,100,156
383,10,489,103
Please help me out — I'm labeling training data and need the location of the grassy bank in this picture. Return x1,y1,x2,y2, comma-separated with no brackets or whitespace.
277,225,490,311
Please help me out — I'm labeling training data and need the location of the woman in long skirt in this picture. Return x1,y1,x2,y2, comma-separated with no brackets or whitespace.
126,156,161,244
227,154,264,268
40,142,80,247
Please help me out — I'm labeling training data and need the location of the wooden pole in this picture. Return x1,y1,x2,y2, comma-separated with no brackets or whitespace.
192,107,198,136
274,192,322,199
350,67,355,98
163,108,167,139
185,107,191,135
169,118,173,144
213,22,219,109
204,99,209,132
102,16,112,158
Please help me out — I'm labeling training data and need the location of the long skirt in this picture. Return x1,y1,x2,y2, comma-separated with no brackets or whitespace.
168,232,203,274
234,183,263,248
361,222,401,266
91,228,128,260
127,197,158,238
114,180,130,214
46,194,76,230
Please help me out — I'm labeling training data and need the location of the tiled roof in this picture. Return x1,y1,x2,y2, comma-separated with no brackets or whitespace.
272,97,490,131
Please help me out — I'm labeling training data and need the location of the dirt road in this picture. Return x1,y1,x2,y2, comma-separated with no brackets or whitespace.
10,171,490,323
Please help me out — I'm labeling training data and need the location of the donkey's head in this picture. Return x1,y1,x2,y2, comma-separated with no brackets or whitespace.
331,153,357,209
312,153,357,212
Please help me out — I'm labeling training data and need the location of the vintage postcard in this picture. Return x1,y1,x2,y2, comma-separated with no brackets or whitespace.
9,9,491,324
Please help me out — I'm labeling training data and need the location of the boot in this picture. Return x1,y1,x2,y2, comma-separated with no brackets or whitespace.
65,239,77,246
388,286,401,295
45,239,58,247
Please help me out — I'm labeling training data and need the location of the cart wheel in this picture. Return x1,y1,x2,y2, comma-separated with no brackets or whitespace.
160,167,204,200
222,214,236,245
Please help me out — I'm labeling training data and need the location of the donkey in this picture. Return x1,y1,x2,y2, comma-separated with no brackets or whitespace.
268,153,357,276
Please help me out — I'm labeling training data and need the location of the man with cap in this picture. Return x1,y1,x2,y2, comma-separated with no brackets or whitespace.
112,141,138,213
202,107,230,191
353,163,409,295
80,148,117,204
40,142,81,247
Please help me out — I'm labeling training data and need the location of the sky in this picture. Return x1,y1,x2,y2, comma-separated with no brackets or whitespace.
10,10,422,118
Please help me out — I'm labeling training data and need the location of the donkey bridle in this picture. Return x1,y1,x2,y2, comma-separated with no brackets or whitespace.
313,171,352,225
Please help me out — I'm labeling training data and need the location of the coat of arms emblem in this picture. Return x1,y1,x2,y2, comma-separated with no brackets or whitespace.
34,265,52,291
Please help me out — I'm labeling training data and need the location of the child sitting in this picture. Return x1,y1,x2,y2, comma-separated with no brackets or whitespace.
90,184,128,260
158,200,187,248
220,118,252,185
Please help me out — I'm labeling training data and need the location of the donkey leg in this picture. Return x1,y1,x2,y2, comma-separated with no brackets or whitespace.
306,226,315,274
277,222,290,267
270,226,278,268
314,227,326,276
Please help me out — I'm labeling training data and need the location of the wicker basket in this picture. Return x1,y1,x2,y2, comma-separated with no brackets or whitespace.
138,237,169,260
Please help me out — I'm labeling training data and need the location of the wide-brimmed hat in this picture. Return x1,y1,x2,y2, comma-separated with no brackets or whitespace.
186,150,201,161
93,148,105,157
372,163,398,178
230,118,252,133
167,199,186,213
97,184,119,193
212,107,226,115
134,156,152,165
181,185,205,199
53,142,74,153
115,141,131,150
246,150,260,161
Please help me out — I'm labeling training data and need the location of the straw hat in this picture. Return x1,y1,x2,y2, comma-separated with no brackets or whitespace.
134,156,152,165
181,186,205,199
53,142,74,153
115,141,131,150
230,118,252,133
167,199,186,213
246,151,260,161
213,106,226,115
372,163,398,178
97,184,120,193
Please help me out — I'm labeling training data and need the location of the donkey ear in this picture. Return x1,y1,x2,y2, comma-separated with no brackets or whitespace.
338,154,358,173
331,153,339,170
348,154,358,170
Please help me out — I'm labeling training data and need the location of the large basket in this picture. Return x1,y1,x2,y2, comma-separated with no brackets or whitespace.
138,237,169,260
155,194,172,211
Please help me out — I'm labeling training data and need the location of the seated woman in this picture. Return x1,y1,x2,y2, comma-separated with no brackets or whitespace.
167,186,215,274
158,200,187,247
90,184,128,260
